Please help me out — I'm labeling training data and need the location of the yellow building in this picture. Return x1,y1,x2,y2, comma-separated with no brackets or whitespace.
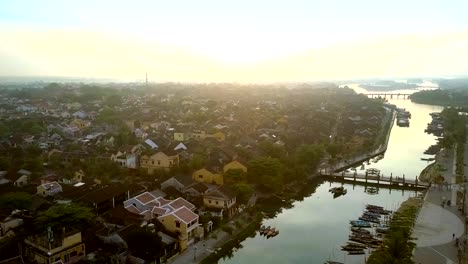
192,168,223,185
223,160,247,173
210,131,226,142
140,151,179,174
23,230,85,264
203,186,237,219
158,207,202,251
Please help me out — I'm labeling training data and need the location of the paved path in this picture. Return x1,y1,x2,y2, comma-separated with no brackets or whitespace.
413,148,466,264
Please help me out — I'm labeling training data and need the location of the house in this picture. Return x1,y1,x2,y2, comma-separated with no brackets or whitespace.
60,170,84,185
123,192,203,251
203,186,236,219
223,160,247,173
6,169,32,187
37,181,63,197
209,131,226,142
161,175,194,192
72,110,88,119
184,182,209,197
144,139,158,150
192,168,223,185
79,183,143,214
22,230,85,264
110,151,138,169
140,151,179,174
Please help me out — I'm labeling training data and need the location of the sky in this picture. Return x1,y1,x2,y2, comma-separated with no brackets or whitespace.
0,0,468,82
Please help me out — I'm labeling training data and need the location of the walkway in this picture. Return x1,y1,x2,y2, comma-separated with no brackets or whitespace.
413,148,466,264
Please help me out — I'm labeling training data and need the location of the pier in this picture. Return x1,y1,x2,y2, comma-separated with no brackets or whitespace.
321,168,430,190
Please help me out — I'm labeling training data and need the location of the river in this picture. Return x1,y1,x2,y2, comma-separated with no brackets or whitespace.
219,84,443,264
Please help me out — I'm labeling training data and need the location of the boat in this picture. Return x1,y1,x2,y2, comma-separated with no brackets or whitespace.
261,226,271,235
350,220,371,228
347,250,365,255
324,261,344,264
347,242,367,248
268,230,279,238
266,228,276,237
329,187,337,193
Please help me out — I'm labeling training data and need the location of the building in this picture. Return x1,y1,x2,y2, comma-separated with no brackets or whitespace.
192,168,223,185
140,151,179,174
223,160,247,173
37,181,63,197
123,192,203,250
22,230,85,264
203,186,236,219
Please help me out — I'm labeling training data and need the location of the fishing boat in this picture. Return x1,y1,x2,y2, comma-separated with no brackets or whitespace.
347,242,367,249
347,250,365,255
350,220,371,228
266,228,276,237
268,229,279,238
261,226,271,235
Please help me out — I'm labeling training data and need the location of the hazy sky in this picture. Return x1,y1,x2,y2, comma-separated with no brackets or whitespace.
1,0,468,82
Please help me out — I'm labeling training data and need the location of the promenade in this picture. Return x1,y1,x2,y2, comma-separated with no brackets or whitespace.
413,148,466,264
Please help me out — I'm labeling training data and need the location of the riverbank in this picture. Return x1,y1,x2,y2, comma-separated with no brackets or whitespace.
321,105,396,174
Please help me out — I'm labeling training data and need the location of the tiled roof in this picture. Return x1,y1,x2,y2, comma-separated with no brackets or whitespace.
125,205,141,215
168,197,195,211
135,192,157,205
172,207,198,224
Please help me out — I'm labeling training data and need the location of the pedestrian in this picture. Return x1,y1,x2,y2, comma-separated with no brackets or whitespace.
453,233,455,240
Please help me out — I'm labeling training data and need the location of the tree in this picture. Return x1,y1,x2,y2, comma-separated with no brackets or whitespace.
126,229,164,263
231,183,254,204
35,204,94,232
224,169,246,185
0,192,33,211
295,144,324,173
248,157,283,192
105,94,122,107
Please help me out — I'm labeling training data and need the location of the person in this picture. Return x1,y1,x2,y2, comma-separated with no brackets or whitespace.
453,233,455,240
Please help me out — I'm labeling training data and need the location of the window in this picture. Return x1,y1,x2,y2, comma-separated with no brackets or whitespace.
152,160,154,165
55,257,61,262
215,201,218,205
70,251,77,257
158,160,161,165
224,201,227,206
208,200,211,204
175,221,180,228
198,175,203,178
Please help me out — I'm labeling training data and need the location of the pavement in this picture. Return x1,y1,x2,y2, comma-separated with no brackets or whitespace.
413,148,467,264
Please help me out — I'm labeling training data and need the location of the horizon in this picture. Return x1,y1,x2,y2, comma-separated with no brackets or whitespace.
1,0,468,82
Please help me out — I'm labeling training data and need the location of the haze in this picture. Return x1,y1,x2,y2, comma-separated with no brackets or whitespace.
1,0,468,82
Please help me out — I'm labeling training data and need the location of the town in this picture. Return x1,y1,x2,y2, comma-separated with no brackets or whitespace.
0,82,387,263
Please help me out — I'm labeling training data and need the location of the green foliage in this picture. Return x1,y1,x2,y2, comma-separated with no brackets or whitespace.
35,204,94,232
126,229,163,261
221,225,234,234
0,192,33,211
231,183,253,204
248,157,283,192
105,94,122,107
224,169,246,185
295,144,324,172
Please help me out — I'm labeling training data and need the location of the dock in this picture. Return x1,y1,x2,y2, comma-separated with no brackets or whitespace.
320,168,430,189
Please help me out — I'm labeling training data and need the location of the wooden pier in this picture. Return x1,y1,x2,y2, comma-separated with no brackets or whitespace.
364,93,412,99
320,168,429,189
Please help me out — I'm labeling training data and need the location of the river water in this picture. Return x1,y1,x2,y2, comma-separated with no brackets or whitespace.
219,84,443,264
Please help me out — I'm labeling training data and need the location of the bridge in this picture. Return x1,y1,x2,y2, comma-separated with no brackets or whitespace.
364,93,412,99
320,168,430,190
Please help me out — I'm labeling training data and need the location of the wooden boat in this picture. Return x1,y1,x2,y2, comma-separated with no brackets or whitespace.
261,226,271,235
350,220,371,228
266,228,276,237
347,250,365,255
347,242,367,249
268,230,279,237
325,261,344,264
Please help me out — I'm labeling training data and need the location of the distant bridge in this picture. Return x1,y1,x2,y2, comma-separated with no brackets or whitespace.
364,93,412,99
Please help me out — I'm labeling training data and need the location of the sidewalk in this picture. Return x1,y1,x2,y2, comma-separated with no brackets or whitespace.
168,230,230,264
413,148,466,264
